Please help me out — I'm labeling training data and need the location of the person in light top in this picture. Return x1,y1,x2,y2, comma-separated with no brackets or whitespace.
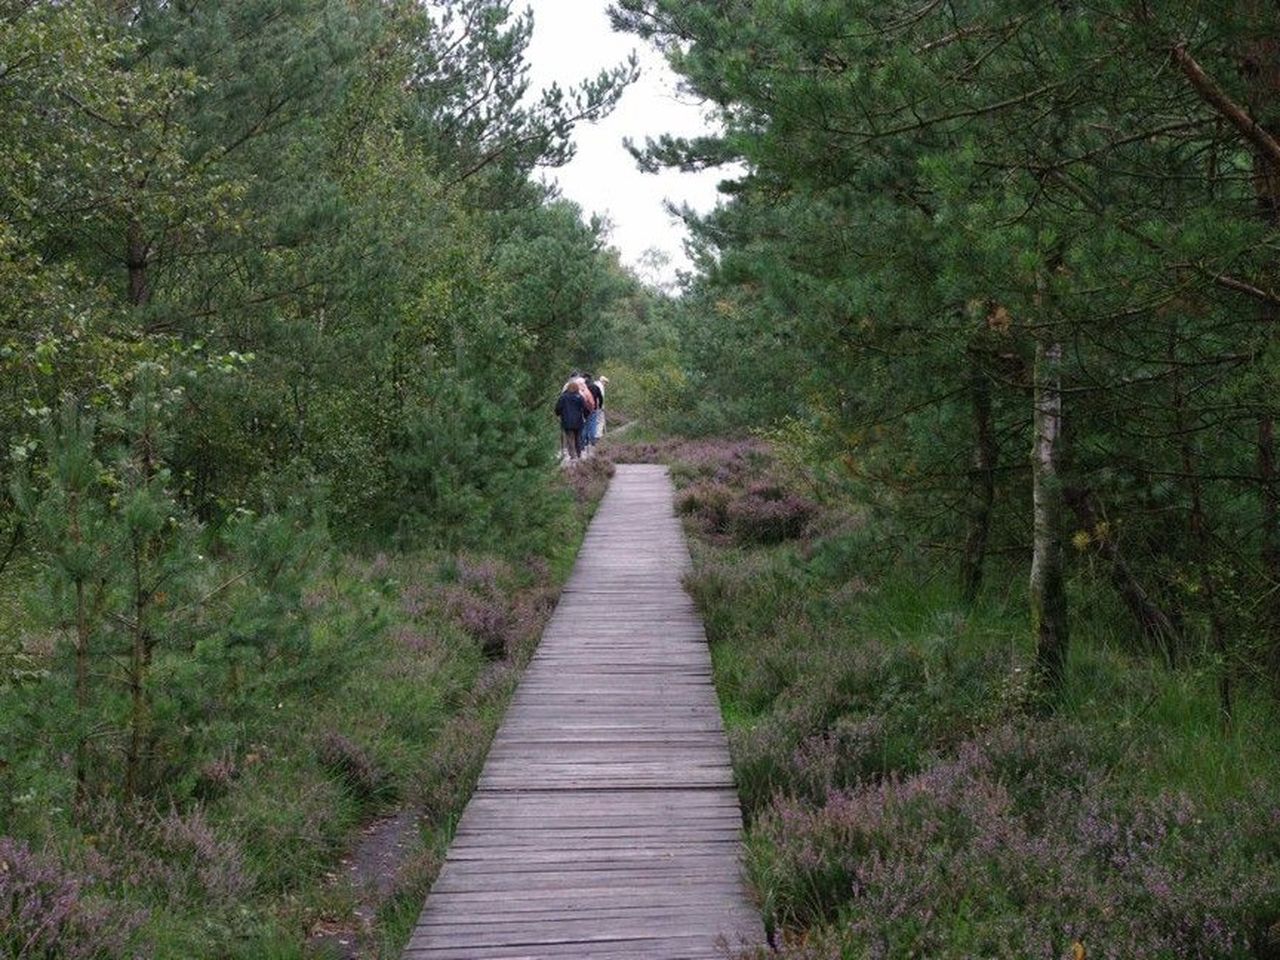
582,373,604,448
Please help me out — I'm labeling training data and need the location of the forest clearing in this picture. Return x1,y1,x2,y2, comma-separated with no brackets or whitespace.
3,1,1280,958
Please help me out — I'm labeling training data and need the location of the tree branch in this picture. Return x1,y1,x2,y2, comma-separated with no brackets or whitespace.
1171,42,1280,171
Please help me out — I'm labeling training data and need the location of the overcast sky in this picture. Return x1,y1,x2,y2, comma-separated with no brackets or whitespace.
523,1,726,285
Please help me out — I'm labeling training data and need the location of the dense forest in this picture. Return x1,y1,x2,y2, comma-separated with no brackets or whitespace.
610,0,1280,707
4,0,1280,958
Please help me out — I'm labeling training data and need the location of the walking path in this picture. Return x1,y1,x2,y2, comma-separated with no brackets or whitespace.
403,464,761,959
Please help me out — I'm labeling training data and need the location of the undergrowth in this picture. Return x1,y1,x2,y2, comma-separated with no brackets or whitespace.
608,434,1280,960
0,459,611,959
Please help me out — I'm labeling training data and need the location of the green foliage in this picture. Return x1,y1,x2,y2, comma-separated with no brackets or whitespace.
389,372,567,553
612,0,1280,705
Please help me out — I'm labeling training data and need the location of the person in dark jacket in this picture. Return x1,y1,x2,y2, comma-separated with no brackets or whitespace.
554,382,587,460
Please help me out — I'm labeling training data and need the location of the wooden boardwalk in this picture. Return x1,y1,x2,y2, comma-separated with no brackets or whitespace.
404,465,760,959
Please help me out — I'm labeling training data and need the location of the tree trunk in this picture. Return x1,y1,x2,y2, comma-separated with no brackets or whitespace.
124,535,148,803
126,217,149,308
65,485,90,800
1244,11,1280,685
1031,336,1069,691
1169,333,1230,720
73,578,90,799
1177,424,1228,727
1063,485,1181,661
1261,414,1280,684
961,347,997,603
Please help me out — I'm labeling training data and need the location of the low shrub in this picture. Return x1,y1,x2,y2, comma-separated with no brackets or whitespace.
562,453,616,506
316,731,395,806
447,588,512,660
0,837,145,959
750,722,1280,959
677,480,735,533
726,485,817,545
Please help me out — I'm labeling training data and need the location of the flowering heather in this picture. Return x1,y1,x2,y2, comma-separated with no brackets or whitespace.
446,587,512,659
194,754,239,802
399,583,432,619
523,554,551,583
454,556,509,594
153,807,250,907
562,453,615,504
416,711,495,821
790,715,888,801
670,438,770,485
316,731,394,805
747,722,1280,959
0,836,145,959
677,480,735,534
75,802,251,910
609,436,768,485
390,624,437,656
606,440,670,464
726,485,816,545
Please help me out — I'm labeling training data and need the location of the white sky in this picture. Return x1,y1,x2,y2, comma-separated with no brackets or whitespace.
523,1,727,285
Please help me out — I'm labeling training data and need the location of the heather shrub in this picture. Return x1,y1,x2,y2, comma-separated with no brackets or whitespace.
192,755,239,803
729,715,801,815
415,710,495,823
149,807,251,908
677,480,735,533
686,548,807,662
750,723,1280,958
427,554,545,660
728,648,922,816
563,453,616,506
316,731,395,806
606,439,670,464
0,837,144,959
669,438,770,486
677,436,1280,959
453,556,508,593
790,715,888,802
608,435,769,485
446,588,512,659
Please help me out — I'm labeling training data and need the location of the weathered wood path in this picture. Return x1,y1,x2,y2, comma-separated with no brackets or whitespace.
404,464,760,959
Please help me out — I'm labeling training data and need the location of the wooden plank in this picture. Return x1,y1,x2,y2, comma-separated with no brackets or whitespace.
401,465,761,959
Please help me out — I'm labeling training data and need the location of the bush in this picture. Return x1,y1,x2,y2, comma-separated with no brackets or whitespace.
749,723,1280,959
677,480,735,533
0,837,144,959
316,731,395,806
727,485,817,545
389,374,569,555
562,453,616,507
448,591,511,660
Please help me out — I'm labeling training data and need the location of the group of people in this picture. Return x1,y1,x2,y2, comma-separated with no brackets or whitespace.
554,372,607,460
